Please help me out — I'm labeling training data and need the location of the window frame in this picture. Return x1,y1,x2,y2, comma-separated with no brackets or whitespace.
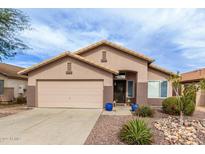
148,80,168,99
127,80,134,98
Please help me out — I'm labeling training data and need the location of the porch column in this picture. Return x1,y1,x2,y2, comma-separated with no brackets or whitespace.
103,86,113,104
136,71,148,105
136,82,148,105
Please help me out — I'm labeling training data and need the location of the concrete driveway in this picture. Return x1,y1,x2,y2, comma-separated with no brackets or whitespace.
0,108,101,145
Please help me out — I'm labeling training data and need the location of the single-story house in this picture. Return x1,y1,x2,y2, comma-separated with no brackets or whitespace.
181,68,205,106
19,40,175,108
0,63,27,103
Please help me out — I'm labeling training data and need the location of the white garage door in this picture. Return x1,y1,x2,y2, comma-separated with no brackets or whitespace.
37,80,103,108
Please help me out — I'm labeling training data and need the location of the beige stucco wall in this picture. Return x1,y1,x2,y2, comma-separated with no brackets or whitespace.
79,45,148,104
196,90,205,106
79,45,148,82
7,79,27,98
28,56,113,86
0,74,27,99
27,56,114,107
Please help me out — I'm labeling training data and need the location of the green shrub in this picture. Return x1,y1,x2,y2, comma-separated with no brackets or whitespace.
162,96,195,116
162,97,180,115
16,96,27,104
119,119,152,145
183,101,196,116
135,105,154,117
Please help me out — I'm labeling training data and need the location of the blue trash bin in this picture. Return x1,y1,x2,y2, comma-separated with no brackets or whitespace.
105,103,113,111
131,103,139,112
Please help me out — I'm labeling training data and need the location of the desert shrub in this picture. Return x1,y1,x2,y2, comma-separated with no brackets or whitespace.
181,95,195,116
135,105,154,117
119,119,152,145
183,101,195,116
16,96,27,104
162,96,195,116
162,97,180,115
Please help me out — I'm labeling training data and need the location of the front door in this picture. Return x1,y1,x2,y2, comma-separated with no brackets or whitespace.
114,80,126,103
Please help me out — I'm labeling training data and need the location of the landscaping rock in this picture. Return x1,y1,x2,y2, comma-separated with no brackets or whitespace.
154,116,205,145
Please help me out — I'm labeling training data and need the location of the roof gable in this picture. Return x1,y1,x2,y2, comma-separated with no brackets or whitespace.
74,40,154,63
18,52,118,75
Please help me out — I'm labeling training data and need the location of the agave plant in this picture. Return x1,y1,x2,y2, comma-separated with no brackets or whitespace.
119,119,152,145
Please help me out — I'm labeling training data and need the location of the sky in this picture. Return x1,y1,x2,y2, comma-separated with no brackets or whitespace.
4,8,205,73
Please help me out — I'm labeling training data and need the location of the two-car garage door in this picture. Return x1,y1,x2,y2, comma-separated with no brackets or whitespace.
37,80,103,108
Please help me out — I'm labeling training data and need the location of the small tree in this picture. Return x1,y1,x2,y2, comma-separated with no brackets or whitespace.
199,79,205,90
169,73,184,125
199,79,205,106
169,74,205,125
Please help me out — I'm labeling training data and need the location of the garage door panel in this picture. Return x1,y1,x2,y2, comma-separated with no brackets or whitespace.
37,81,103,108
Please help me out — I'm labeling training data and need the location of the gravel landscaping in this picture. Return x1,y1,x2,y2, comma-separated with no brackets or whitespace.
85,109,205,145
85,115,134,145
154,116,205,144
0,104,32,118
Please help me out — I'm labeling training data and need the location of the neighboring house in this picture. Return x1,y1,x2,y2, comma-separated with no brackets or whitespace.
181,68,205,106
0,63,28,103
19,40,175,108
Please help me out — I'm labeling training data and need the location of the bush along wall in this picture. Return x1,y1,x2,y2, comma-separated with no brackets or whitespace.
162,96,195,116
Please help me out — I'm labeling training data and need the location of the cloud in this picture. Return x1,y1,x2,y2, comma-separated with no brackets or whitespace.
21,24,71,56
5,8,205,72
7,61,38,68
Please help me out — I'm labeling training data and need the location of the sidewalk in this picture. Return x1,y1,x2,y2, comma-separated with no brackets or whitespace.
102,106,132,115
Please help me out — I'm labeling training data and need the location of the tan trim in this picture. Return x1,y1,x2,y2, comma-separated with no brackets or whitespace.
18,52,118,75
74,40,154,63
149,64,176,75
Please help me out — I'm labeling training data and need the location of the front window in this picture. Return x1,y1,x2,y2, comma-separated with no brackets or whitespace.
148,80,168,98
0,80,4,95
127,80,134,98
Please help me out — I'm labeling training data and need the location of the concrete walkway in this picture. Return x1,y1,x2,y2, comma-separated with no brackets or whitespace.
0,108,101,145
102,106,132,115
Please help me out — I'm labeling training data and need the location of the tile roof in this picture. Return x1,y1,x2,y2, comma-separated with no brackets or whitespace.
149,64,176,75
0,63,27,79
19,40,175,77
181,68,205,83
74,40,154,63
